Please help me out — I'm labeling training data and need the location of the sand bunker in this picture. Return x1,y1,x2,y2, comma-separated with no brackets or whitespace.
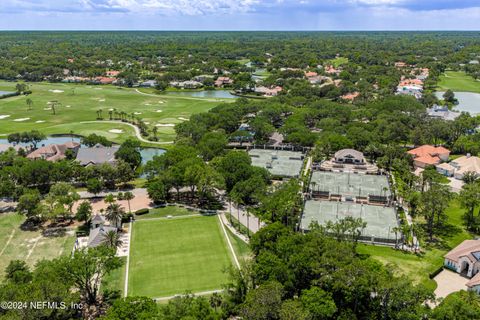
156,110,163,113
48,89,64,93
134,112,142,115
99,99,105,102
35,120,45,123
155,123,175,127
44,107,52,110
108,108,114,111
144,103,151,106
94,88,103,90
66,105,71,108
144,122,150,125
14,118,30,122
0,115,10,120
109,129,123,134
158,101,165,104
178,117,189,121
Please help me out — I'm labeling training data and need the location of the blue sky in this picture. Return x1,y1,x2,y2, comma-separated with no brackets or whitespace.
1,0,480,30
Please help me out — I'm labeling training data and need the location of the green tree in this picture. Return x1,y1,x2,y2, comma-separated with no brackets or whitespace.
101,296,159,320
76,201,93,224
101,230,123,250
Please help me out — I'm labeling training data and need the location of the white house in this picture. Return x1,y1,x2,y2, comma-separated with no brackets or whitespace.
444,240,480,294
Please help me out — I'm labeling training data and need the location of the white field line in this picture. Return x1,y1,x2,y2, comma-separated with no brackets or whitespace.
124,221,133,297
25,237,40,261
0,229,15,257
217,214,241,270
153,289,223,302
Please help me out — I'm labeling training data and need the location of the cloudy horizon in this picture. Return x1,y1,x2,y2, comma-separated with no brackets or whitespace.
1,0,480,31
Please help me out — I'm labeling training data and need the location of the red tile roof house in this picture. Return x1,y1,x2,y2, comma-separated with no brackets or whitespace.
26,142,80,162
444,240,480,294
305,71,318,78
407,145,450,168
340,92,360,102
106,70,121,77
214,77,234,87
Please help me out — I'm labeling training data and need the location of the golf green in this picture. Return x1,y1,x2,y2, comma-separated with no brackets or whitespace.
128,215,233,297
0,81,227,144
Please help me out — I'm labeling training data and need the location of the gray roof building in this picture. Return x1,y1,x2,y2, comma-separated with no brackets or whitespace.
76,144,119,166
87,226,117,248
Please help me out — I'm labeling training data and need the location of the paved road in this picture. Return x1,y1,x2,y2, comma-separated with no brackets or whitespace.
225,202,264,234
80,121,174,145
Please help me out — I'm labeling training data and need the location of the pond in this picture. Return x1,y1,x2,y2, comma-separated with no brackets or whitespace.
435,91,480,114
164,90,236,99
0,91,15,97
0,135,164,165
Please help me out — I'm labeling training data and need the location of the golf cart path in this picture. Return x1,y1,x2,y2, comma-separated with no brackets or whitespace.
80,121,174,145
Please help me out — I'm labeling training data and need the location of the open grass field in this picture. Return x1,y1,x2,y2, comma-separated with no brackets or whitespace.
128,215,233,297
328,57,349,67
0,213,75,279
358,198,475,292
437,71,480,93
0,81,228,144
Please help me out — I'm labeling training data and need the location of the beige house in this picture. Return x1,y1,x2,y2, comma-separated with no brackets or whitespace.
436,155,480,180
444,240,480,294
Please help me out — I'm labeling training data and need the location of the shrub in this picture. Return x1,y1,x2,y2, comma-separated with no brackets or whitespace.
135,208,149,215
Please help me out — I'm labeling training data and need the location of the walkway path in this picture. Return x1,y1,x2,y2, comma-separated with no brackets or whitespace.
123,221,132,297
0,229,15,257
219,212,249,243
225,202,264,234
153,289,223,302
79,121,174,145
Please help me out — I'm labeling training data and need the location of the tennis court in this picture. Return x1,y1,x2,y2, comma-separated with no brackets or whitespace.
248,149,304,177
310,171,391,198
301,200,398,241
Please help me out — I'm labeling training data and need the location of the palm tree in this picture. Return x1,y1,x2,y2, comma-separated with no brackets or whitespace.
123,191,134,213
152,126,158,140
101,230,123,249
105,203,125,229
26,98,33,111
108,110,113,120
48,100,60,115
104,193,116,205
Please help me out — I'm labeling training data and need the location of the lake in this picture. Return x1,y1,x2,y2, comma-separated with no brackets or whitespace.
0,135,164,165
435,91,480,114
164,90,236,99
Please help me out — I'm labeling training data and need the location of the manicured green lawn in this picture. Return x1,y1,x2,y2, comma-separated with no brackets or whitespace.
0,213,75,279
225,228,251,261
328,57,349,67
135,206,196,220
357,244,443,291
102,256,127,295
128,215,232,297
358,199,475,293
0,81,225,144
437,71,480,93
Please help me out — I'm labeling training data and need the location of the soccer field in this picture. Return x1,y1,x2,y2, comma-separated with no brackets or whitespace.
128,215,233,298
0,213,75,278
0,81,226,144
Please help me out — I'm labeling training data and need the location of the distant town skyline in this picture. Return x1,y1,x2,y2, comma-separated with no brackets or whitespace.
1,0,480,30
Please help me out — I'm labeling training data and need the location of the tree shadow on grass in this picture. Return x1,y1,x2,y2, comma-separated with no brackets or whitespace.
41,227,66,238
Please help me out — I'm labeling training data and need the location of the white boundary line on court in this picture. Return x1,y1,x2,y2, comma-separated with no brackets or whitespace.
153,289,223,302
217,214,241,270
123,221,133,297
